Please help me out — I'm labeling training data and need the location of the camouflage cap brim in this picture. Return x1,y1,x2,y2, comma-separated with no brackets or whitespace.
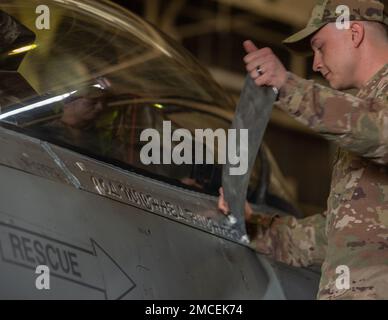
282,22,327,56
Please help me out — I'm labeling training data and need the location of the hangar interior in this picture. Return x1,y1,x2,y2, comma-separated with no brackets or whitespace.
114,0,336,217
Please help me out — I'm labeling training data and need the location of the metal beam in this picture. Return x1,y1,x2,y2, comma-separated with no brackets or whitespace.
160,0,187,37
145,0,160,23
214,0,314,28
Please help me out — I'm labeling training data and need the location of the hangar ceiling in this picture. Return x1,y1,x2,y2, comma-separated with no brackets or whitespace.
216,0,315,28
115,0,318,131
116,0,316,86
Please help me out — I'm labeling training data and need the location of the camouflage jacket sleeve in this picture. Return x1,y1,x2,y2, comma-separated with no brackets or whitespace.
248,212,327,267
275,72,388,165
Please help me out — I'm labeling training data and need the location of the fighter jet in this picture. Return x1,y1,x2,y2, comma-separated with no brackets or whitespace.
0,0,319,299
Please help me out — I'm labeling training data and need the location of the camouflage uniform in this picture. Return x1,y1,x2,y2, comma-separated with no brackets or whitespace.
250,0,388,300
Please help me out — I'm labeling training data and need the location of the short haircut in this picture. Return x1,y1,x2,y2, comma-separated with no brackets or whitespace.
363,21,388,42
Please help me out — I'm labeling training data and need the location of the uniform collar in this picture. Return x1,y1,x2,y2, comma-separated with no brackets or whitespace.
363,63,388,90
356,63,388,99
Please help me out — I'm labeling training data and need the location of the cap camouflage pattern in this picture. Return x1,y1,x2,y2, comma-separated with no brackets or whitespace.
283,0,388,54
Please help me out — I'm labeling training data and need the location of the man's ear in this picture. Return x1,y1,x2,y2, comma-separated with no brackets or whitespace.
350,22,365,48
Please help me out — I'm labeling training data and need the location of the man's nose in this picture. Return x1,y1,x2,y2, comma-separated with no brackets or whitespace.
312,53,322,72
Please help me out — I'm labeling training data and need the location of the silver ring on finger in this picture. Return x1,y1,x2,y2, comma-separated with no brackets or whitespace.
256,66,264,77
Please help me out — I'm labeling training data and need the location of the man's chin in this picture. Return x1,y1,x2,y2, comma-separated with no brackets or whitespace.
328,79,351,91
329,82,341,90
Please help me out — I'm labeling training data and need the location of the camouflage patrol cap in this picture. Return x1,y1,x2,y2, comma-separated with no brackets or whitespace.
283,0,388,54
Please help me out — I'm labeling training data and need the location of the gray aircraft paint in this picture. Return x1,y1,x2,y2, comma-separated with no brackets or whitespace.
0,126,319,299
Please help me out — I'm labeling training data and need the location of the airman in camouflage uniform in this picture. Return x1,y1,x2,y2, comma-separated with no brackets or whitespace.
219,0,388,299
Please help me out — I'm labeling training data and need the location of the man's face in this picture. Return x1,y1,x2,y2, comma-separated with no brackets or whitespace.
310,23,356,90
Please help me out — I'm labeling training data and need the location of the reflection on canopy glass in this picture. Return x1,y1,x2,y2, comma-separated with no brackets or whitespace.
0,0,234,193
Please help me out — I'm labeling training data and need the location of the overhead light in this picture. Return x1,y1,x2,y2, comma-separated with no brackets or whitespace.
153,104,164,109
8,44,38,56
